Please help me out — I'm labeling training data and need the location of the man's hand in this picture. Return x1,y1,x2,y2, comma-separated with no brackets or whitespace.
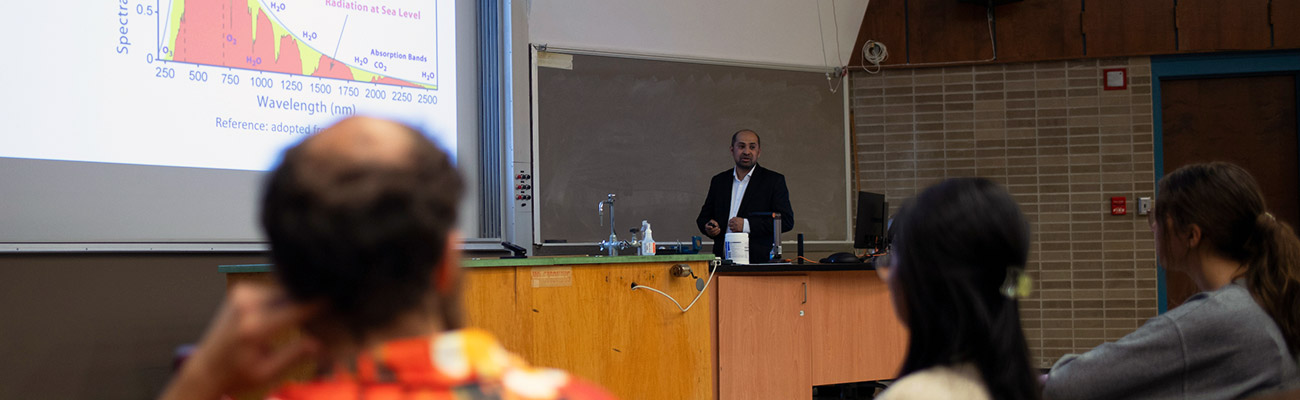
705,220,722,237
728,217,745,233
160,284,320,400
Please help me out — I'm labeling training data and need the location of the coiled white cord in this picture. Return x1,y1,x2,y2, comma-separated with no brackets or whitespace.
861,40,888,74
631,261,719,313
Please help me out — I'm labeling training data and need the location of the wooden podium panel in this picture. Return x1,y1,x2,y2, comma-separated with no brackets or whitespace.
508,262,714,400
809,271,907,384
459,266,521,349
717,275,811,400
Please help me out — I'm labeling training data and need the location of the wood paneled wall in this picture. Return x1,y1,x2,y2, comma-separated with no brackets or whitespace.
849,0,1298,68
1083,0,1176,57
997,1,1083,61
1275,0,1300,49
849,0,907,67
907,0,995,64
1175,0,1271,52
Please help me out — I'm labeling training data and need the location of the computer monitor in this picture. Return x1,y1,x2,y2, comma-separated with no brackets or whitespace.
853,191,888,250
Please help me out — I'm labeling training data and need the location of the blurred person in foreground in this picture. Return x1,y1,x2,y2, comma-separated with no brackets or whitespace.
1044,162,1299,399
875,178,1040,400
160,116,613,400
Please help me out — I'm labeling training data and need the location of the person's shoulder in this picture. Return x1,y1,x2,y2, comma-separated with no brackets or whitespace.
499,367,618,399
465,328,615,399
1167,283,1298,396
268,371,616,400
1162,282,1291,357
755,165,786,180
1164,282,1264,324
878,364,991,400
269,330,617,400
711,169,732,181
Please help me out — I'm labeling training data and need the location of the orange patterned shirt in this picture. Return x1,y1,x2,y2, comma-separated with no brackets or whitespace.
268,329,615,400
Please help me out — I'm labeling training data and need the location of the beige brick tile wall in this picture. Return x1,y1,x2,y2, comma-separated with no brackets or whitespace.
850,57,1159,368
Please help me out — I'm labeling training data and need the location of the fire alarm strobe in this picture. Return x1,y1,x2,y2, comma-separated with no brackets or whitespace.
1103,68,1127,91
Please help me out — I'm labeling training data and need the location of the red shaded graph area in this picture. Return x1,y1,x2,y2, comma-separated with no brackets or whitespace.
370,76,421,88
252,9,302,74
174,1,261,67
171,0,411,86
174,2,303,73
310,55,354,80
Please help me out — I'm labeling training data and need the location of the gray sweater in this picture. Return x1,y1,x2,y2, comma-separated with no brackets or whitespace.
1043,281,1297,400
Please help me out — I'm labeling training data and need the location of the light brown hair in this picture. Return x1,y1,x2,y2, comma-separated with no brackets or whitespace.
1156,162,1300,355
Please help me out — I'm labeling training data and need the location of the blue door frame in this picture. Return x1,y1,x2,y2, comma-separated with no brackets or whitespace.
1150,50,1300,313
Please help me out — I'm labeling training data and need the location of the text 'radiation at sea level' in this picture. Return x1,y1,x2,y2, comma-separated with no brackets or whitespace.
325,0,423,20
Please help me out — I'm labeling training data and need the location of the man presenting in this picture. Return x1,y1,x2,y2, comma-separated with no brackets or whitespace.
696,129,794,263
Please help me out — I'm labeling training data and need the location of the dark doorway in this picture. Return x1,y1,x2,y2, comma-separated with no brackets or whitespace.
1159,74,1299,309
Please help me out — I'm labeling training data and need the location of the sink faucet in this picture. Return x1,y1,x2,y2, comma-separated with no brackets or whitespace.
597,194,627,256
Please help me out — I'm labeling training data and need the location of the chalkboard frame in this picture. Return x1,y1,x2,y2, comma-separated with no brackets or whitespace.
528,47,853,247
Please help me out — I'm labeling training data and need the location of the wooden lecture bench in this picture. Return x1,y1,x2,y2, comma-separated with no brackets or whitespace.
220,255,906,399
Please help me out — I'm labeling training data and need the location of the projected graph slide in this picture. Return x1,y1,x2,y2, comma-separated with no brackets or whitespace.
160,0,438,89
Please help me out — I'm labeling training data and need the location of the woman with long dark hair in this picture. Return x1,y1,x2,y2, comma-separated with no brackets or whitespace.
876,178,1040,400
1043,162,1300,399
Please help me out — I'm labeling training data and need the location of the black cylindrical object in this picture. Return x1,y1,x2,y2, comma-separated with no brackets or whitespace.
797,233,805,264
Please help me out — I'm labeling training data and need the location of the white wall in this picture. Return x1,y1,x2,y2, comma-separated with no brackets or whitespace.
524,0,868,69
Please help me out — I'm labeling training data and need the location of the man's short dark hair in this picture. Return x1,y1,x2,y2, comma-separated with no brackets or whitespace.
731,129,760,147
260,123,464,337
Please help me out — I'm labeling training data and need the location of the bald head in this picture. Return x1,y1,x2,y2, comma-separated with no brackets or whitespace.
261,116,465,335
298,116,419,170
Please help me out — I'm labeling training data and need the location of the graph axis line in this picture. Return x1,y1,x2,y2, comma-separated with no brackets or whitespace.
156,0,174,57
159,59,438,91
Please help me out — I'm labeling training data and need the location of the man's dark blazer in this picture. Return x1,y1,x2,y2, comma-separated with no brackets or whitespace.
696,165,794,263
